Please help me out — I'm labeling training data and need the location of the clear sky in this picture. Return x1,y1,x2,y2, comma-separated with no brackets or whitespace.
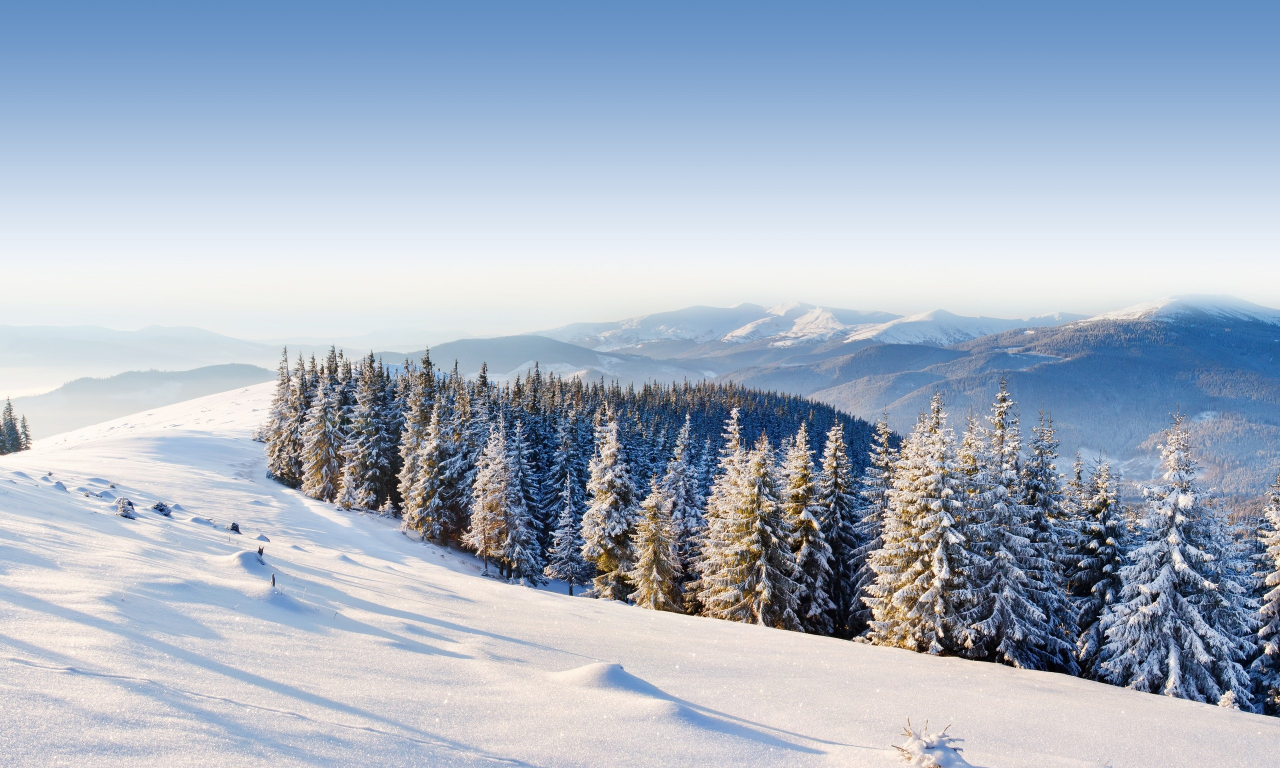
1,2,1276,337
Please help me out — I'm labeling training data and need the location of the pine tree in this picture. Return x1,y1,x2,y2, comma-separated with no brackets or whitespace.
19,415,30,450
814,424,859,638
544,473,593,594
699,435,802,630
300,373,345,502
962,388,1057,670
781,423,834,635
1019,408,1080,672
502,419,545,584
336,357,395,510
687,409,747,614
662,414,703,575
627,480,683,612
851,414,895,636
267,354,309,488
404,404,449,538
465,422,510,573
581,417,639,600
1071,460,1128,677
396,353,435,524
866,394,975,655
1099,413,1254,707
1253,472,1280,714
0,399,17,454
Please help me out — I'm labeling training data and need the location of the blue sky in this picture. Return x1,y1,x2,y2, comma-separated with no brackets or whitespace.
1,2,1276,336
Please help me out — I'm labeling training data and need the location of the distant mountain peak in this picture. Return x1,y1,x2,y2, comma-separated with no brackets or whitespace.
1087,295,1280,325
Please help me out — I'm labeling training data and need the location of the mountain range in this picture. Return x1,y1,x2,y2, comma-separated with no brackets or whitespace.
5,295,1278,498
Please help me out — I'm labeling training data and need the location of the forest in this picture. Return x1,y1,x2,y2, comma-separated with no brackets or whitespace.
259,347,1280,716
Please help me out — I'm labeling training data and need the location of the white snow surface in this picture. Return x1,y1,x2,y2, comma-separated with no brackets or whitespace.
1085,295,1280,325
2,384,1278,767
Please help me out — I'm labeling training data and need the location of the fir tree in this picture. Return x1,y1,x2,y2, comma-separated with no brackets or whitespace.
1071,460,1128,677
300,373,345,502
465,422,510,573
396,353,435,523
264,349,297,483
851,414,895,636
19,415,30,450
544,473,593,594
866,394,975,655
781,423,834,635
1253,471,1280,714
814,424,859,638
0,399,18,454
962,389,1059,670
336,357,395,510
687,409,747,614
627,480,683,612
662,414,703,574
404,404,449,538
581,417,639,600
502,419,545,584
699,435,802,630
1099,413,1254,707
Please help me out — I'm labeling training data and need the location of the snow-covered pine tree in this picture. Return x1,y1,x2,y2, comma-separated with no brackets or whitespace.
1099,413,1254,707
627,480,683,612
396,353,435,524
866,394,975,655
265,351,302,486
686,409,747,615
781,422,834,635
19,415,30,450
814,423,859,638
300,371,345,502
581,416,639,600
502,419,545,584
510,420,545,549
544,472,593,594
962,386,1066,670
403,404,448,537
336,356,395,511
1071,460,1128,677
1253,471,1280,714
700,434,802,630
0,399,17,454
851,414,895,636
465,421,510,574
661,414,703,575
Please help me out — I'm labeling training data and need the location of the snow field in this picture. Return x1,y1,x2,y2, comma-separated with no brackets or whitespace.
1,384,1278,766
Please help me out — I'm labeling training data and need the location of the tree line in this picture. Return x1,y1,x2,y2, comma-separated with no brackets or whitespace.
259,347,1280,716
0,398,31,455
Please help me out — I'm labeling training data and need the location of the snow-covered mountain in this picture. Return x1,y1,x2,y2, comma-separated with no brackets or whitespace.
534,303,901,352
843,310,1085,347
2,385,1274,766
1085,294,1280,325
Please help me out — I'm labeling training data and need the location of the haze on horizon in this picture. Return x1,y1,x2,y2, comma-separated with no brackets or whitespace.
2,2,1277,339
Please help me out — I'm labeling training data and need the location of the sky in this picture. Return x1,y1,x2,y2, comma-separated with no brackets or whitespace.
1,2,1277,337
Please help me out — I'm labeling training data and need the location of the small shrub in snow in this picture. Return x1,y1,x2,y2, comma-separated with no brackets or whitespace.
116,498,137,519
151,501,172,516
894,721,971,768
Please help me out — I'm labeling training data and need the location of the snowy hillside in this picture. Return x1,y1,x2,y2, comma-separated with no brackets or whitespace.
844,310,1084,347
1,385,1277,766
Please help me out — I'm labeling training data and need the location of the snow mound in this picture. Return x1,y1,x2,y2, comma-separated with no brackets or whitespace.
552,662,668,699
11,470,32,481
189,515,216,526
255,533,270,542
894,722,972,767
51,480,66,492
215,550,268,574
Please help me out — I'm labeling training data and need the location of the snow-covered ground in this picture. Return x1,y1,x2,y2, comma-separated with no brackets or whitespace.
2,385,1277,767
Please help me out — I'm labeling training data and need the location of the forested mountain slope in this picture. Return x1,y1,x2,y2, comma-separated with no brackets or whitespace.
2,384,1276,766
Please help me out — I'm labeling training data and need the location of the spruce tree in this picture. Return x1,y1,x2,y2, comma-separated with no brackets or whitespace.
336,357,395,510
264,349,295,481
396,354,435,523
866,394,975,655
404,404,449,538
1253,471,1280,714
1071,460,1128,677
627,480,683,612
465,422,510,573
851,414,895,636
962,390,1057,670
700,435,802,630
781,423,834,635
300,373,344,502
662,414,703,575
502,419,545,584
687,409,747,614
814,424,859,638
19,415,30,450
581,417,639,600
1099,414,1254,707
544,473,593,594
